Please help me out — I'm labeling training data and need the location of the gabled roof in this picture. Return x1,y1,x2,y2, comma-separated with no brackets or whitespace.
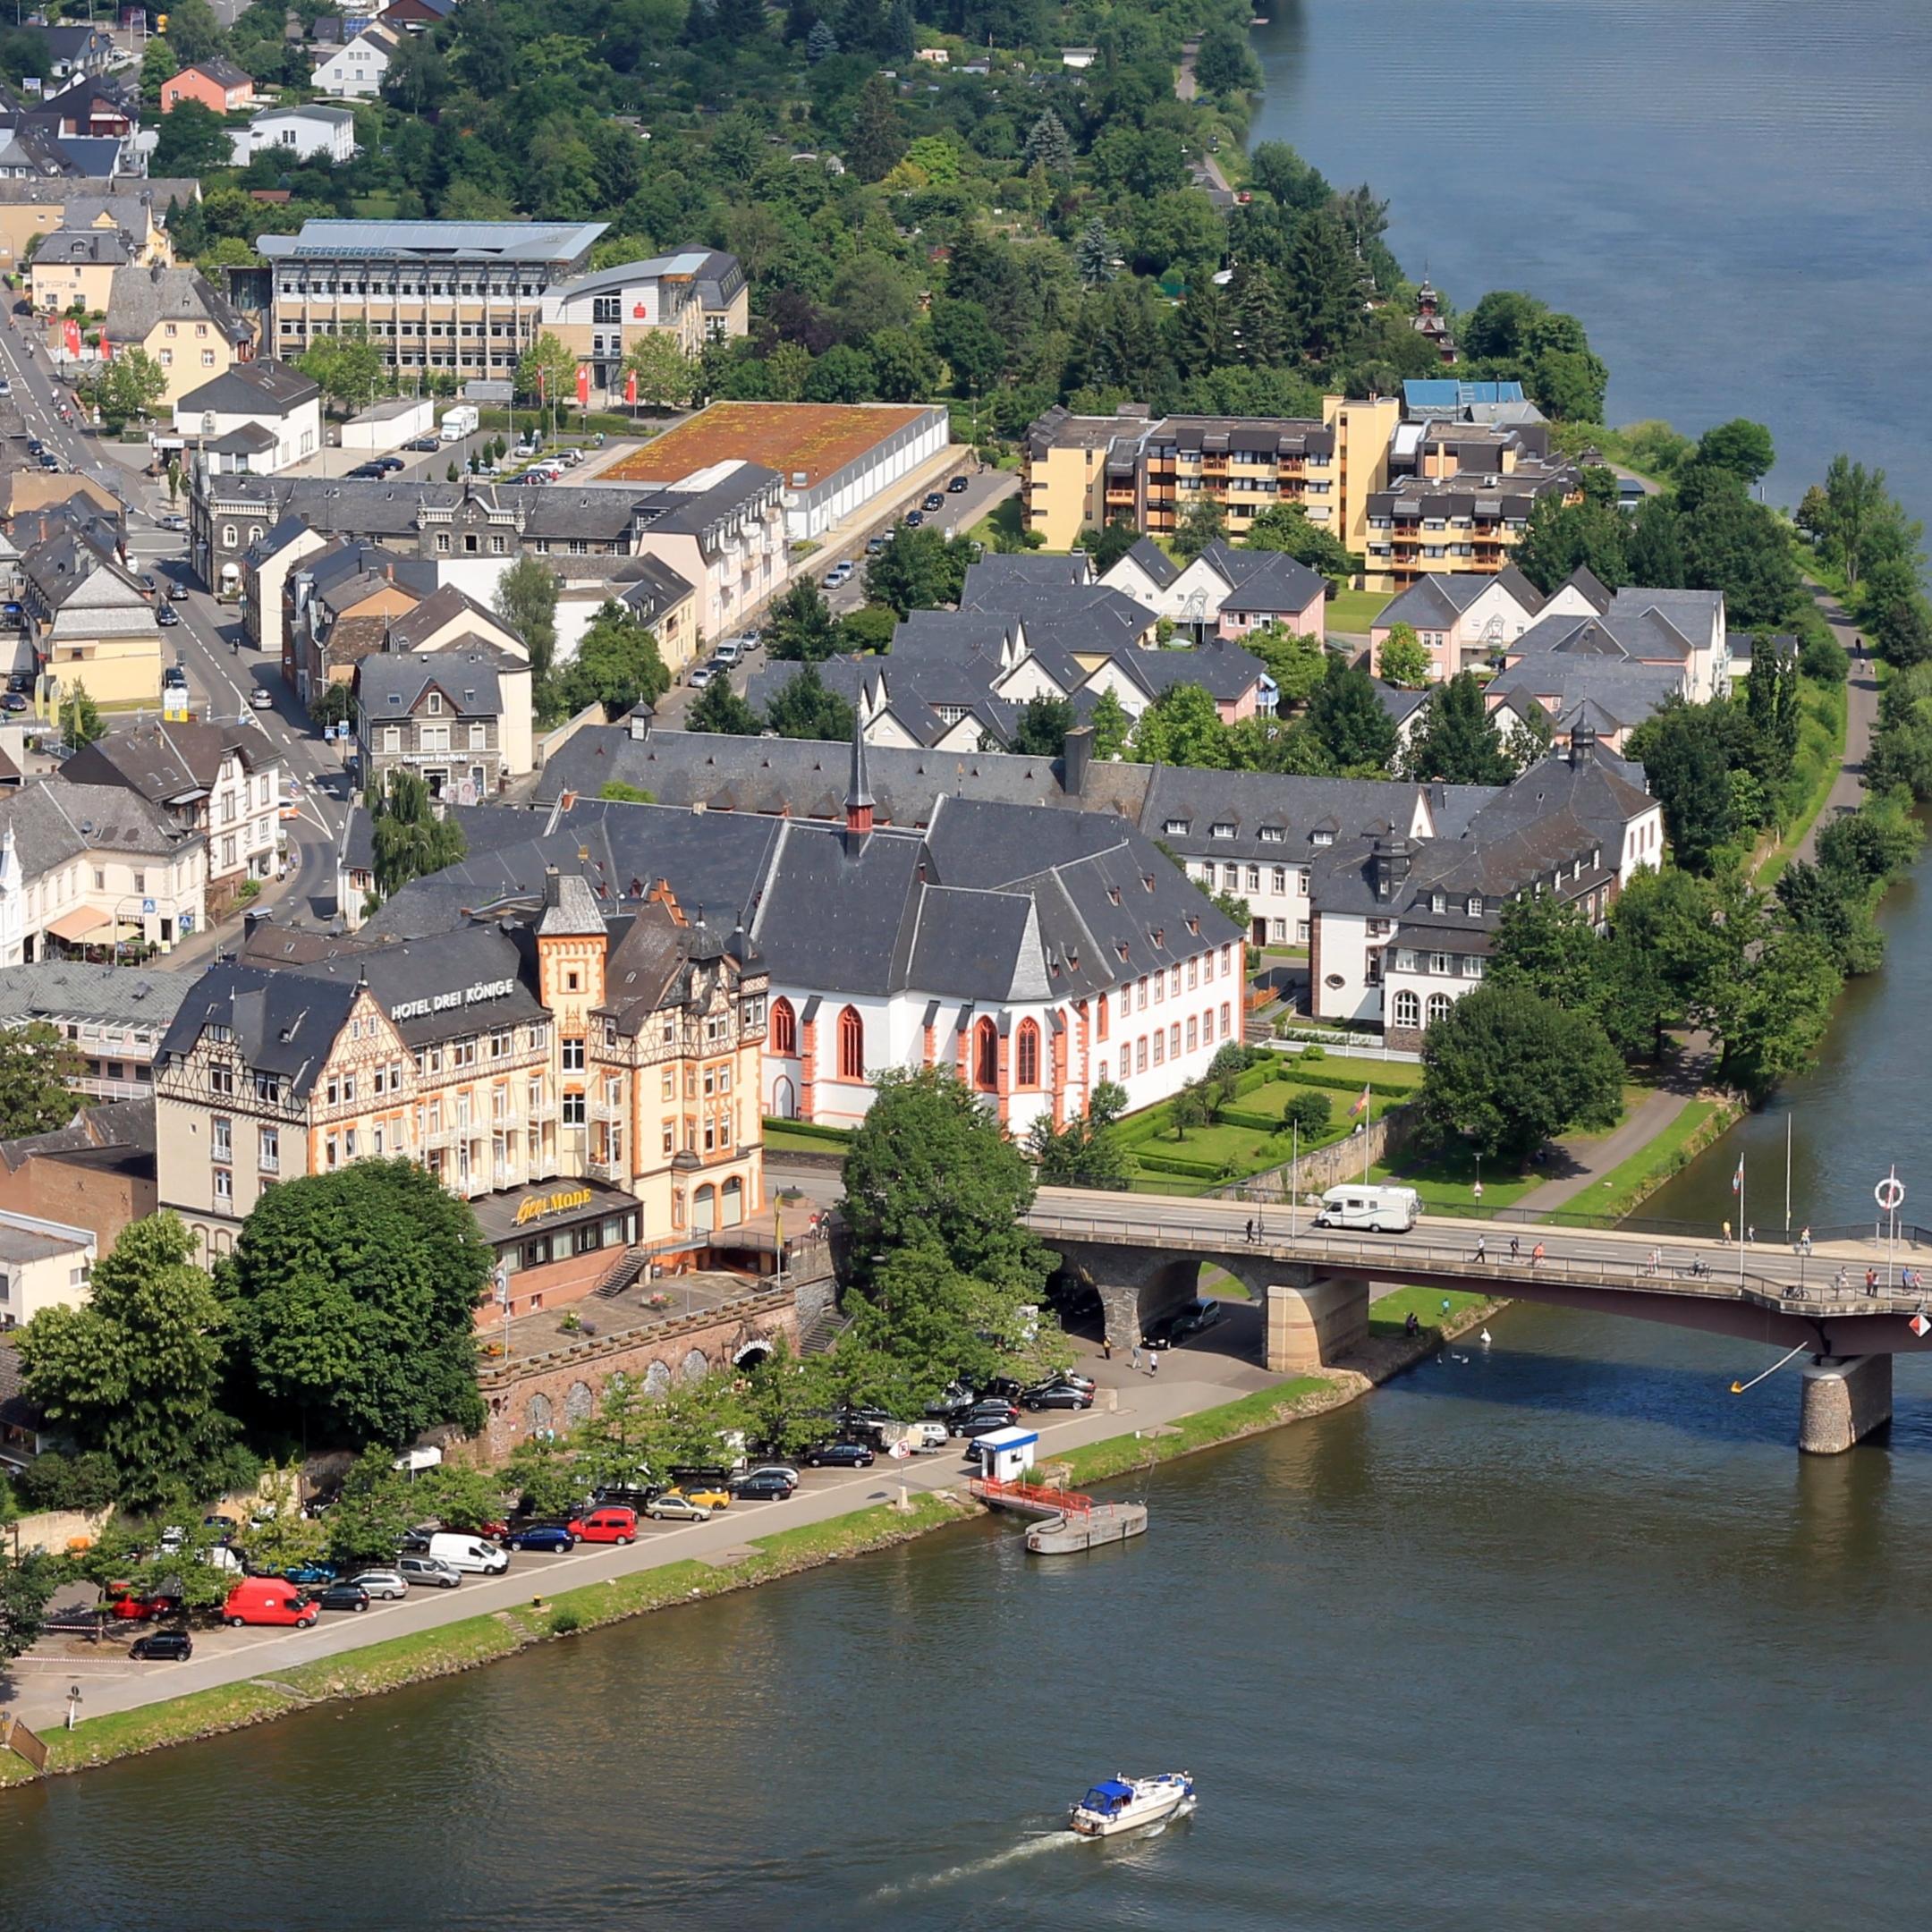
1107,537,1179,591
176,358,318,417
177,57,254,89
106,263,250,347
357,648,504,720
62,717,272,807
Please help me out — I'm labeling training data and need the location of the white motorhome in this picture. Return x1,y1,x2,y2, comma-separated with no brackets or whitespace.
1312,1184,1419,1233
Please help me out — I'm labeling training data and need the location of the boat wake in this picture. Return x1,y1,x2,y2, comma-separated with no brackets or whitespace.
869,1831,1078,1901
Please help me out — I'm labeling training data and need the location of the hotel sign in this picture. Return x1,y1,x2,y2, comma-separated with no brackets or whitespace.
514,1185,595,1227
390,978,518,1023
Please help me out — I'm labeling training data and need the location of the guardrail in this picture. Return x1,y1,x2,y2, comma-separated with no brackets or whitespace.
970,1477,1093,1517
1023,1208,1922,1317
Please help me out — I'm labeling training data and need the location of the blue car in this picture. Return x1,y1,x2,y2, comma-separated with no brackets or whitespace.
504,1524,577,1554
278,1560,337,1586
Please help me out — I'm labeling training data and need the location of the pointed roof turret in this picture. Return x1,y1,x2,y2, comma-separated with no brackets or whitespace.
844,710,874,843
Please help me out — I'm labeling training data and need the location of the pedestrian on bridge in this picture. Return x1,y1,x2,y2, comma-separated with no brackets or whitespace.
1722,1219,1733,1245
1509,1235,1521,1263
1835,1266,1850,1293
1531,1242,1546,1267
1245,1217,1256,1244
1867,1267,1880,1295
1648,1246,1662,1275
1797,1226,1813,1257
1473,1233,1487,1263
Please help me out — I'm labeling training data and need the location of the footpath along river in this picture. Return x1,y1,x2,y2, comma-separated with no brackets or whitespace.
8,9,1932,1927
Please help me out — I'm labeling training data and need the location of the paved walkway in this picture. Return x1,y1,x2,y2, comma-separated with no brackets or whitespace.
1795,589,1878,867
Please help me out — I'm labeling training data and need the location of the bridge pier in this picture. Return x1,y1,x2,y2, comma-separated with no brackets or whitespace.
1266,1276,1368,1375
1798,1355,1893,1454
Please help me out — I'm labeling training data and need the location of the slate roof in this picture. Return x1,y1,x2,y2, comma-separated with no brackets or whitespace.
613,553,696,627
176,359,318,416
1376,564,1546,631
0,777,190,870
105,264,250,347
1113,537,1178,589
62,717,272,808
1140,767,1425,864
178,56,254,89
38,226,129,267
1193,543,1324,614
157,964,360,1099
959,553,1093,597
357,648,504,720
382,584,517,654
0,962,191,1033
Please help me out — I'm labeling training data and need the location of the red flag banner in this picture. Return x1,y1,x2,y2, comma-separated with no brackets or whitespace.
575,364,589,407
624,369,637,407
63,318,80,358
99,331,111,361
536,366,546,401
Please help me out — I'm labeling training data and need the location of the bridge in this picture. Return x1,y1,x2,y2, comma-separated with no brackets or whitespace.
1024,1189,1931,1453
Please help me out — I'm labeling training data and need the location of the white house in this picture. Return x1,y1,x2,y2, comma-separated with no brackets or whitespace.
1503,572,1731,704
172,360,322,476
228,104,357,167
1369,564,1547,683
311,25,398,98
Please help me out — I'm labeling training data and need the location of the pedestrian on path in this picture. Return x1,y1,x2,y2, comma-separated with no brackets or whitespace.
1867,1267,1880,1295
1101,1336,1112,1362
1721,1219,1733,1246
1130,1343,1143,1373
1648,1246,1662,1275
1835,1266,1850,1294
1245,1217,1256,1245
1746,1224,1756,1246
1531,1242,1546,1267
1148,1351,1160,1378
1797,1226,1812,1257
1474,1233,1487,1263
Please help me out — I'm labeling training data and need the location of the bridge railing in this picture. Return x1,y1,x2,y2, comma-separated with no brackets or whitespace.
1025,1207,1925,1314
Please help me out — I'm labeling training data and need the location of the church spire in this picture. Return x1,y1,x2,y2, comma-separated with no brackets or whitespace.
844,709,874,843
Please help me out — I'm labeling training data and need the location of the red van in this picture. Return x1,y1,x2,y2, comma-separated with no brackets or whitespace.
223,1577,318,1629
568,1506,639,1546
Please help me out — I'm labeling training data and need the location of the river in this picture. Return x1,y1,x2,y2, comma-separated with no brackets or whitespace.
8,10,1932,1927
1250,0,1932,530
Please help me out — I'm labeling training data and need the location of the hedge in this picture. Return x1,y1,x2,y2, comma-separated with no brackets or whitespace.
761,1116,852,1145
1214,1106,1292,1133
1270,1065,1413,1098
1132,1152,1232,1181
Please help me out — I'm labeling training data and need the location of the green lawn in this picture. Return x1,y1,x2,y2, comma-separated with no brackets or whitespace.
972,494,1028,548
1757,678,1848,888
763,1122,851,1157
1367,1142,1541,1214
1570,1099,1728,1222
1368,1284,1495,1338
1326,588,1388,633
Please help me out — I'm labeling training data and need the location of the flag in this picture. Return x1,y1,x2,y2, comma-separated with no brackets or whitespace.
575,364,589,407
536,365,546,401
62,318,80,358
624,369,638,407
1350,1083,1370,1120
1731,1157,1743,1194
99,331,111,360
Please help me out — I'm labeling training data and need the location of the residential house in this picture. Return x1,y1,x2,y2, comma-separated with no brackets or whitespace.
170,359,322,476
226,103,356,167
104,263,254,409
602,555,698,676
0,180,182,274
378,0,460,30
0,1097,158,1255
0,963,192,1100
26,24,116,80
1150,541,1326,644
0,777,208,963
18,519,162,708
285,540,436,699
28,224,130,315
1307,730,1664,1041
1501,571,1731,703
155,871,769,1298
355,645,526,800
159,59,257,114
311,24,401,98
1370,565,1547,682
0,1209,95,1328
241,515,334,661
62,717,285,912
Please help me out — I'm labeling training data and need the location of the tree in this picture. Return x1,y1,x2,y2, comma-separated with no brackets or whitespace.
150,98,233,176
1074,217,1117,288
369,768,466,897
160,0,227,63
1625,492,1687,587
1696,419,1775,484
805,17,839,60
1626,702,1740,872
1022,109,1072,176
1242,503,1358,585
1011,695,1072,758
1405,671,1513,784
1514,494,1630,594
687,668,761,734
928,297,1004,395
1675,465,1802,627
1026,1081,1129,1190
1084,687,1132,762
309,680,356,733
505,1435,587,1521
1415,984,1623,1164
222,1158,490,1448
804,344,877,404
764,664,856,741
1169,1079,1212,1140
417,1462,512,1534
493,554,558,687
572,1369,659,1489
516,331,577,411
1463,290,1546,360
1285,210,1361,361
80,349,168,432
240,1465,328,1576
623,335,696,413
0,1548,58,1664
1713,930,1842,1105
739,1343,839,1461
0,1022,84,1138
16,1213,235,1507
1307,655,1398,771
1377,623,1430,689
847,73,906,182
1131,684,1233,768
1194,21,1258,93
140,36,181,108
1873,596,1932,668
763,578,840,664
863,525,970,616
298,330,385,417
1487,893,1604,1013
551,601,669,719
382,25,449,112
326,1446,419,1568
1173,497,1226,563
1078,520,1142,575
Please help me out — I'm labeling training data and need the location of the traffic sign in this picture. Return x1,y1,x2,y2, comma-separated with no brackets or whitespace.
140,898,155,915
1910,1314,1929,1339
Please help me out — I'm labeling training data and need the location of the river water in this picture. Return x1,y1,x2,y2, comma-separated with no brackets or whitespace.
8,10,1932,1928
1250,0,1932,530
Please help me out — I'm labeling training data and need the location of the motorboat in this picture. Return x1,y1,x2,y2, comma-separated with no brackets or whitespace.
1069,1771,1195,1837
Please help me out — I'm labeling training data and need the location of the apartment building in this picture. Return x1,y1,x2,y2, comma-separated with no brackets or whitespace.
538,250,748,403
257,218,606,382
0,962,192,1101
155,874,770,1308
1360,459,1580,595
355,646,523,801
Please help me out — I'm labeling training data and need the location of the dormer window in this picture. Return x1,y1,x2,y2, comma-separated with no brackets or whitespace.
1141,874,1155,892
1467,895,1483,917
1186,915,1200,936
1258,826,1284,843
1312,830,1334,846
1431,892,1446,913
1163,818,1190,836
1116,942,1130,962
428,692,442,715
1211,822,1236,839
1108,885,1121,906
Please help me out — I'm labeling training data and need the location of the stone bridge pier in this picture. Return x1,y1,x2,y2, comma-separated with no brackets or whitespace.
1046,1238,1368,1372
1798,1355,1893,1453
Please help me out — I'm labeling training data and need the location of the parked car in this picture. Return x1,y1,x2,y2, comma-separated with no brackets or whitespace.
644,1491,715,1522
955,1413,1018,1441
109,1589,182,1623
345,462,385,479
403,436,440,453
730,1471,795,1501
276,1560,337,1587
375,455,406,475
1025,1382,1093,1411
425,1532,508,1576
741,1463,801,1487
313,1582,372,1614
589,1484,663,1511
504,1523,577,1554
0,692,24,712
1143,1298,1224,1350
397,1554,462,1589
129,1630,193,1662
803,1441,875,1469
223,1578,318,1628
865,535,886,554
347,1569,409,1601
676,1484,732,1512
250,687,274,709
568,1506,640,1545
689,661,719,688
157,513,188,531
947,474,970,493
714,636,743,665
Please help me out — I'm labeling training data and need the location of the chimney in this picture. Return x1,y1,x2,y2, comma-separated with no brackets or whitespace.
1371,835,1412,902
1569,724,1597,767
542,864,562,910
1062,724,1094,799
843,709,874,847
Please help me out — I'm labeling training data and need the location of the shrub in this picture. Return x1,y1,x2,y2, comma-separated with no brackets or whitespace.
1801,633,1849,684
548,1606,583,1636
16,1448,121,1512
1300,1043,1326,1062
1280,1090,1334,1137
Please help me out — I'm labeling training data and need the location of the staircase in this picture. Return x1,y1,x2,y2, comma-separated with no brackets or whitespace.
799,1306,852,1355
593,1245,650,1300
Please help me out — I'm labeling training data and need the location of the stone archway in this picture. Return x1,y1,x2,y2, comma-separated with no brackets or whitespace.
733,1336,773,1368
526,1392,555,1435
680,1346,708,1385
563,1379,595,1426
643,1360,672,1398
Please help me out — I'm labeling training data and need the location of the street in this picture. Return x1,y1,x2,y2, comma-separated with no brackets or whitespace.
0,313,348,952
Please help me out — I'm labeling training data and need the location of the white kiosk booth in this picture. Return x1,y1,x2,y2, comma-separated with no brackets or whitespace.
973,1425,1038,1484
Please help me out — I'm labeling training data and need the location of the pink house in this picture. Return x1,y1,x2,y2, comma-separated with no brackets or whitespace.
1369,564,1546,682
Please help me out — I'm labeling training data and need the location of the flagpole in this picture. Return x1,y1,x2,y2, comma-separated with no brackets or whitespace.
1737,1157,1745,1288
1362,1082,1372,1186
1784,1113,1792,1236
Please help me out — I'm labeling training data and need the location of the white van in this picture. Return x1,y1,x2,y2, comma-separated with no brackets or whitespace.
426,1532,509,1576
1313,1184,1419,1233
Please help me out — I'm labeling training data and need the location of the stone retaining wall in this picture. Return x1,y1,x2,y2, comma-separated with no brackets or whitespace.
1216,1105,1415,1206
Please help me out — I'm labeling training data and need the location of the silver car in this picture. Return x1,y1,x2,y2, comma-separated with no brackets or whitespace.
398,1554,462,1589
348,1568,409,1601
